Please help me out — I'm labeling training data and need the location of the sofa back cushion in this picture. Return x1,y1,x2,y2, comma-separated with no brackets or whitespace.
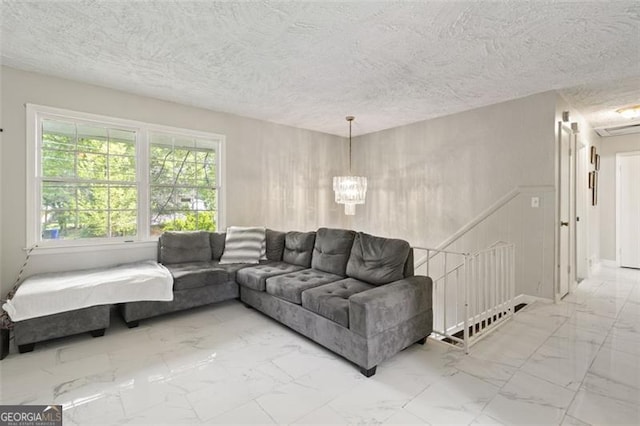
282,231,316,267
404,248,415,277
266,229,286,261
346,232,411,285
311,228,356,276
219,226,265,264
210,232,226,260
160,231,212,264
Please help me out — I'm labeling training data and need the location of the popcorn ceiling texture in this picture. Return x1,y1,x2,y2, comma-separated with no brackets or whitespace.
561,76,640,130
1,1,638,135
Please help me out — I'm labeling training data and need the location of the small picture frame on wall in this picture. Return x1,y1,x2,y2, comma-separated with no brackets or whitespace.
591,172,598,206
590,146,597,164
588,171,594,189
595,154,600,171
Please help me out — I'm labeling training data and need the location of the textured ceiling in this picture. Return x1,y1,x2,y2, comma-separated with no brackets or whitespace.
561,76,640,130
1,1,639,136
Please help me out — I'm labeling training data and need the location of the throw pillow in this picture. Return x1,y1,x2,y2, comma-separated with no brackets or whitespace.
219,226,265,264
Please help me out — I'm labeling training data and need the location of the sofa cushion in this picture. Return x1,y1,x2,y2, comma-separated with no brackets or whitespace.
301,278,374,328
311,228,356,276
236,261,305,292
219,226,265,264
160,231,212,264
165,261,247,291
210,232,226,260
265,229,286,261
282,231,316,267
265,269,342,304
346,232,411,285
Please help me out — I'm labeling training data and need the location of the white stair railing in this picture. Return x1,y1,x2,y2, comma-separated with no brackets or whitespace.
413,242,515,353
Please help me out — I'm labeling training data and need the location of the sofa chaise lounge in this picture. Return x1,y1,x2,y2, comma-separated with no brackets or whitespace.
121,227,433,376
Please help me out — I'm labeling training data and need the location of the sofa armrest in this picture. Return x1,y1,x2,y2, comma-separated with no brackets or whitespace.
348,276,432,338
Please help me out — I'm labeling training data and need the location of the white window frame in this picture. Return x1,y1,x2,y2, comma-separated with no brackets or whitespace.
26,104,226,251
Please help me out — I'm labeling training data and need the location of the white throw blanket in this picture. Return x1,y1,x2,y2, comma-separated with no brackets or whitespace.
2,261,173,322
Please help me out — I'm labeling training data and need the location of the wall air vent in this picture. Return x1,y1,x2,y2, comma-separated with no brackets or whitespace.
595,121,640,137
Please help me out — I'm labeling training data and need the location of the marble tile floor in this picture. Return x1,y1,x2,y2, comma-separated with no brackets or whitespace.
0,265,639,425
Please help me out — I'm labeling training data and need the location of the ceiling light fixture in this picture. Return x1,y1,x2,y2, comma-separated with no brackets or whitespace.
616,105,640,119
333,116,367,215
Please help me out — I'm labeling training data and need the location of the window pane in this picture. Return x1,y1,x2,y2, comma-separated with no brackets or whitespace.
42,120,75,151
177,188,197,210
109,140,135,156
109,155,136,182
42,182,76,210
77,210,108,238
150,155,174,184
77,124,108,153
110,185,137,210
110,128,135,143
150,186,177,213
196,151,216,186
197,188,216,210
174,136,195,149
110,210,137,237
42,149,75,178
148,133,217,235
78,184,108,210
173,149,196,186
77,152,108,180
41,209,77,240
195,211,216,231
42,133,75,152
150,133,173,146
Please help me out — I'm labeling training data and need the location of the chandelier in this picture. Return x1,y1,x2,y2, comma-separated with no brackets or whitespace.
333,116,367,215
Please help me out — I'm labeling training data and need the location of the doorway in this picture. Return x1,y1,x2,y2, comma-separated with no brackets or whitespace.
617,152,640,269
575,135,588,280
557,120,577,298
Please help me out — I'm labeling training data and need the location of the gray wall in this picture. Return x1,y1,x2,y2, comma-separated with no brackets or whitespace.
0,66,348,295
351,92,558,299
599,133,640,261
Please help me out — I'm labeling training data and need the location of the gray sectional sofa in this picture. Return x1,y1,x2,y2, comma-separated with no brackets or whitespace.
121,227,433,377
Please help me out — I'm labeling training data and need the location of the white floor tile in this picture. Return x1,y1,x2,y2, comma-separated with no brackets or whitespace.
208,399,275,424
294,404,349,424
520,336,601,390
121,393,200,425
383,408,431,425
568,388,640,425
403,371,499,425
582,346,640,404
1,265,639,425
481,371,574,425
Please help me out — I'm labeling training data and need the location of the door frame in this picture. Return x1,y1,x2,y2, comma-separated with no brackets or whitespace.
575,134,588,280
555,118,578,301
616,150,640,267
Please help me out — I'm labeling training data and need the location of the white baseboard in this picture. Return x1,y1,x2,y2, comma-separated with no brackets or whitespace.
589,259,617,276
514,294,551,306
598,259,617,268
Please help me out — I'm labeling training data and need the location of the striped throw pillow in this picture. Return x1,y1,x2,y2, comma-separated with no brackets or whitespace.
219,226,266,264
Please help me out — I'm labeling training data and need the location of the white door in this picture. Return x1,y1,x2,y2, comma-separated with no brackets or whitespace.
558,123,573,297
618,153,640,269
575,136,588,280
